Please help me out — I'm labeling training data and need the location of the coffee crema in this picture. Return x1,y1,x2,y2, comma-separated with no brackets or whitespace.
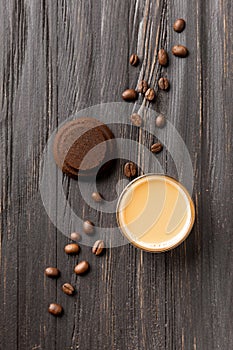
116,174,195,252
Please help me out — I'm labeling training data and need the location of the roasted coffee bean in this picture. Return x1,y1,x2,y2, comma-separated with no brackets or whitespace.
151,143,163,154
122,89,138,101
92,240,105,256
122,89,138,102
48,303,63,316
124,162,137,178
70,232,81,242
64,243,80,255
83,220,95,234
74,261,89,275
129,54,139,66
158,49,168,66
172,45,188,57
173,18,186,33
91,192,103,202
45,267,60,278
137,80,148,94
130,113,142,127
155,115,166,128
145,88,155,101
62,283,75,296
158,77,170,91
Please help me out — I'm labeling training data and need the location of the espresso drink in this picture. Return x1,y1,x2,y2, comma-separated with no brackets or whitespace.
117,174,195,252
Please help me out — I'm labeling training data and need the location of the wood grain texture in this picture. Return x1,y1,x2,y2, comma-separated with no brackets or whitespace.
0,0,232,349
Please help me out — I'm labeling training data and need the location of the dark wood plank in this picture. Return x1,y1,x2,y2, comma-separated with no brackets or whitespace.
0,0,232,349
0,1,59,349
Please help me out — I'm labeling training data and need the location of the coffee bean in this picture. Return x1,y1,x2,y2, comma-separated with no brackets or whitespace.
48,303,63,316
45,267,60,278
122,89,138,102
91,192,102,202
145,88,155,101
137,80,148,94
130,113,142,127
173,18,186,33
70,232,81,242
172,45,188,57
124,162,137,178
129,54,139,66
62,283,75,296
64,243,80,255
151,143,163,154
155,115,166,128
74,261,89,275
92,240,105,256
158,49,168,66
83,220,95,234
158,77,170,91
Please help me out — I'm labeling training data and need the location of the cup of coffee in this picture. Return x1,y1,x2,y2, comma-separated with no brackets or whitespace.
116,174,195,252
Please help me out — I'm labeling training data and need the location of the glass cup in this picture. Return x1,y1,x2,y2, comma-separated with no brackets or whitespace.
116,174,195,252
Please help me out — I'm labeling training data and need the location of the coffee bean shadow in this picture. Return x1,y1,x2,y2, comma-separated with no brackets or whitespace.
78,268,90,277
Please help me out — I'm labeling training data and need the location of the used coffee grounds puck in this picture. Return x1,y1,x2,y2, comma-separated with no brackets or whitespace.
53,118,115,178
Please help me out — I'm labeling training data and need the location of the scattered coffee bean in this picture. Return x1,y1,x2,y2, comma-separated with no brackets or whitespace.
91,192,102,202
173,18,186,33
62,283,75,296
158,77,170,91
151,143,163,154
155,115,166,128
64,243,80,255
158,49,168,66
145,88,156,101
172,45,188,57
70,232,81,242
137,80,148,94
130,113,142,127
122,89,138,102
129,54,139,66
45,267,60,278
124,162,137,178
92,240,105,256
48,303,63,316
83,220,95,234
74,261,89,275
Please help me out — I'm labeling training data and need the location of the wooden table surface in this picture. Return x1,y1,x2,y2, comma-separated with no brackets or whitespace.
0,1,232,349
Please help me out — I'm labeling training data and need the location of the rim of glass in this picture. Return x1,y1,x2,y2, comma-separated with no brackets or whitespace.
116,173,195,253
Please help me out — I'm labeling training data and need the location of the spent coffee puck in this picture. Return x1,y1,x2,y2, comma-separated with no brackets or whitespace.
53,118,115,178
